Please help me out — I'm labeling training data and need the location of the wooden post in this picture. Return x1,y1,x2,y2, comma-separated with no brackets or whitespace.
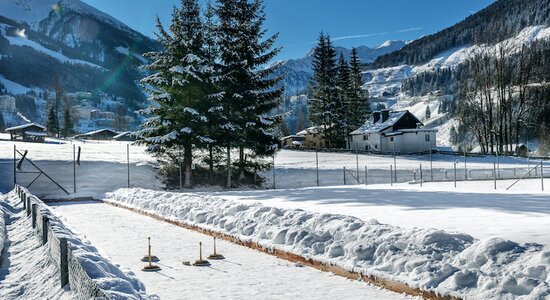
31,204,37,228
42,217,49,245
22,192,26,209
127,144,130,188
59,237,69,287
420,164,423,187
493,162,497,190
13,145,16,188
454,163,457,188
26,195,31,216
315,146,319,187
272,155,276,189
541,161,544,192
73,144,76,193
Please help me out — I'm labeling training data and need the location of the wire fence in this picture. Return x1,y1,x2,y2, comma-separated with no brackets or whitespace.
268,149,549,191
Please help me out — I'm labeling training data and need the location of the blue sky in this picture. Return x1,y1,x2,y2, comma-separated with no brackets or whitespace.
82,0,495,60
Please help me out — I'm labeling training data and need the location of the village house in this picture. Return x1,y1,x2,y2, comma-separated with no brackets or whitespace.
73,128,119,140
296,126,326,148
5,123,47,143
349,109,437,153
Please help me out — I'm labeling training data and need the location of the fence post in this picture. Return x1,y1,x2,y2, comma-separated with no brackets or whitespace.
420,164,423,187
32,204,37,228
73,144,76,194
541,160,544,192
464,151,467,180
316,146,320,187
454,162,457,188
390,165,393,186
343,167,347,185
364,166,368,186
26,196,31,216
272,155,276,189
493,162,497,190
13,145,16,188
127,144,130,188
59,237,69,287
22,192,26,209
42,217,49,245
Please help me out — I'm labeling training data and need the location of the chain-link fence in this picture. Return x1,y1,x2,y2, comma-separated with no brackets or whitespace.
267,149,548,190
0,141,161,197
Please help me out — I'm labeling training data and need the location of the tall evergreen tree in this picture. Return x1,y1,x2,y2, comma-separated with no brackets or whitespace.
335,53,351,147
308,33,338,147
348,47,370,131
0,112,5,132
139,0,214,187
61,104,73,138
45,105,59,136
214,0,283,184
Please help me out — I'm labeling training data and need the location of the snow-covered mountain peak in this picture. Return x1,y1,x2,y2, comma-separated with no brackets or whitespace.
0,0,57,28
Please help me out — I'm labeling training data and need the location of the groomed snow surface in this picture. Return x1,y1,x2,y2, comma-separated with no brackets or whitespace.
0,191,153,300
103,188,550,300
50,200,414,300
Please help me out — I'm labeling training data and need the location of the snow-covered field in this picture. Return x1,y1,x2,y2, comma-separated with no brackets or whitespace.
100,188,550,299
50,200,414,300
0,138,161,197
0,190,151,300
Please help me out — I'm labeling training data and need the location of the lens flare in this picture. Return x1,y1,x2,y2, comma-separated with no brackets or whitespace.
51,3,62,15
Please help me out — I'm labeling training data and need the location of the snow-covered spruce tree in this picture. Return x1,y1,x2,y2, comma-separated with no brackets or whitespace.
214,0,283,185
348,47,370,131
308,33,338,148
138,0,214,188
335,53,351,148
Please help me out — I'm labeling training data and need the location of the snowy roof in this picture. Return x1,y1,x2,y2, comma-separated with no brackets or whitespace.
5,122,46,132
296,125,325,136
75,128,118,137
113,131,135,139
350,111,408,135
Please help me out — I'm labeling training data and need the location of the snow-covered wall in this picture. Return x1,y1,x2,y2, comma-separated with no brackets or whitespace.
11,188,152,300
106,188,550,300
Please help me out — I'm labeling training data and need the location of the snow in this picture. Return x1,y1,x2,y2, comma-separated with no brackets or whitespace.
0,190,152,299
0,75,33,95
0,0,56,29
0,140,162,198
104,188,550,299
0,24,104,69
50,200,414,300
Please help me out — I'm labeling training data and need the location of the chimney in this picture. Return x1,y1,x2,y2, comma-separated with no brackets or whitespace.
372,111,381,123
381,109,390,122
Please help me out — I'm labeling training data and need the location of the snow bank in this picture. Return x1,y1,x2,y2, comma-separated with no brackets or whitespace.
5,190,154,300
106,188,550,299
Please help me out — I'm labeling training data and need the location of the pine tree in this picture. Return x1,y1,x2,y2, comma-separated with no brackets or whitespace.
61,104,73,138
139,0,215,187
348,47,370,131
425,105,431,119
0,112,5,132
335,53,351,148
214,0,284,184
46,105,59,136
308,33,338,148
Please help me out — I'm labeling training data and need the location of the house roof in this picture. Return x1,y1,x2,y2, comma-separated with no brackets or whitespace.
350,111,409,135
113,131,135,139
5,122,46,132
74,128,118,138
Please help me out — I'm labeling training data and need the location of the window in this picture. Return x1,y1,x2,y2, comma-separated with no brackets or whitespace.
390,137,394,142
425,134,430,142
363,135,368,140
375,145,378,149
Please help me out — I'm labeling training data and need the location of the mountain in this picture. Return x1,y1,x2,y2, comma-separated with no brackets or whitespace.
0,0,160,128
373,0,550,68
276,40,406,95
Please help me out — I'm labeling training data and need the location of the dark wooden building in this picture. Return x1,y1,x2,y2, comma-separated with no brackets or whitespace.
5,123,47,143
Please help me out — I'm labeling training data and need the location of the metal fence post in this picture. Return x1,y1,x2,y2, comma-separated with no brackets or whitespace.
364,165,368,186
22,192,26,209
26,196,31,216
13,145,16,188
541,160,544,191
32,204,37,228
390,165,393,186
127,144,130,188
272,155,276,189
493,162,497,190
343,167,346,185
42,217,49,245
73,144,76,193
454,162,457,188
316,146,320,187
420,164,423,187
59,237,69,287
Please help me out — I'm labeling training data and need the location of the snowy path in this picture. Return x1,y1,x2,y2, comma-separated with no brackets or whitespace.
207,179,550,246
0,198,75,300
50,201,414,300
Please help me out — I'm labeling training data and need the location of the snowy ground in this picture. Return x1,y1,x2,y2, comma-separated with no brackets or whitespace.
50,201,415,300
208,179,550,246
0,138,162,197
0,196,75,299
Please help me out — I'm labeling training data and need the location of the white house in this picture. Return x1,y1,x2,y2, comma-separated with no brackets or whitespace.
349,109,437,153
